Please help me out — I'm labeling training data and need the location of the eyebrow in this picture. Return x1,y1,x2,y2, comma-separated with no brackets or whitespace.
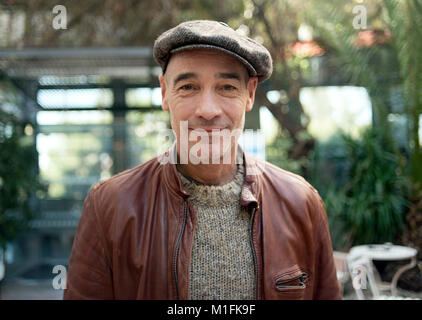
173,72,197,87
172,71,243,87
216,72,241,82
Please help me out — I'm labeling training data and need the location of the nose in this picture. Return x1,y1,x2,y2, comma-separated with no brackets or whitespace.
194,88,222,120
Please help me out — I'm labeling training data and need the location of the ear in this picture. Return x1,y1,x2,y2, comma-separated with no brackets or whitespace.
159,74,169,111
245,76,258,111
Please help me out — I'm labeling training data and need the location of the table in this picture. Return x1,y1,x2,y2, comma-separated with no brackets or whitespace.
349,243,418,296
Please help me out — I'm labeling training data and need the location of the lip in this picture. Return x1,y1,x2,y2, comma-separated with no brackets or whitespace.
188,127,226,132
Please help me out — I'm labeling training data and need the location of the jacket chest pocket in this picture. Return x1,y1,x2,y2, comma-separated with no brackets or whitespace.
273,265,310,299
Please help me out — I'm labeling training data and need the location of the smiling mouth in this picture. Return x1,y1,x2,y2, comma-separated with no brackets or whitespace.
188,127,227,132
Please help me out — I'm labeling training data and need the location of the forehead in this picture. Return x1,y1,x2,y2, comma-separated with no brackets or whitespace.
165,49,248,80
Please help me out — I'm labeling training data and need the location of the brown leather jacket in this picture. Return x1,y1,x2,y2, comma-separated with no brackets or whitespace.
63,145,341,300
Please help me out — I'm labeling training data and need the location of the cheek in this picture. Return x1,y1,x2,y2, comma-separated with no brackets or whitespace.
223,100,246,124
235,112,246,129
170,97,198,120
168,107,188,133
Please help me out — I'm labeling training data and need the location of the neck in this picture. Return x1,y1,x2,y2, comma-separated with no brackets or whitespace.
176,146,238,185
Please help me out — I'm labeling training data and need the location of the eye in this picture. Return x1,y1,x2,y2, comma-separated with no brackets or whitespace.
179,84,195,91
223,84,237,91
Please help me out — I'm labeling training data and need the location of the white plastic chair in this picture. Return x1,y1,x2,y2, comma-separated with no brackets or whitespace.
346,252,420,300
347,253,380,299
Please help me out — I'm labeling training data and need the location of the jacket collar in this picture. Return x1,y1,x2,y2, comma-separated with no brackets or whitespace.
161,142,260,208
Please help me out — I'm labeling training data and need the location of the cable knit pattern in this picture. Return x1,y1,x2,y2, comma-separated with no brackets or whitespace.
177,163,256,300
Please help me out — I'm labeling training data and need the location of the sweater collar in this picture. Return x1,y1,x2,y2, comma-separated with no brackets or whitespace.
176,161,244,207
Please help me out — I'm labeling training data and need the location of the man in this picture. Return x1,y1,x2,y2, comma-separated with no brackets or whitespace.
64,20,341,300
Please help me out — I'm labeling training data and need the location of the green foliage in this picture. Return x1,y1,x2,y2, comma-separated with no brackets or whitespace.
384,0,422,186
306,0,397,128
315,128,408,248
306,0,422,246
266,127,308,175
341,128,408,245
310,133,353,249
0,110,41,250
323,187,351,250
308,0,422,190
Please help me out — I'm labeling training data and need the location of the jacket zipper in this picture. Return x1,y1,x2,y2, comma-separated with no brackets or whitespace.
173,201,188,300
249,206,258,299
276,273,308,289
174,203,258,299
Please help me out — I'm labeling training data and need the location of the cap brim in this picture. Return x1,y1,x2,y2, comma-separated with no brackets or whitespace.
169,44,258,77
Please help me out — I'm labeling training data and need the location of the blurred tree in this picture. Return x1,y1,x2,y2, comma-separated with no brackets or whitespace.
0,109,41,252
383,0,422,190
0,0,244,47
341,127,408,245
309,127,408,248
308,0,422,189
384,0,422,251
236,0,316,168
307,0,422,248
307,0,395,130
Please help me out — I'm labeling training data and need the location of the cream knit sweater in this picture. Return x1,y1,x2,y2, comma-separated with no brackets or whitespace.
177,163,256,300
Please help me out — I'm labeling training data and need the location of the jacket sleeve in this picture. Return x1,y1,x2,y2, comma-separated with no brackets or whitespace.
63,187,114,299
313,195,342,300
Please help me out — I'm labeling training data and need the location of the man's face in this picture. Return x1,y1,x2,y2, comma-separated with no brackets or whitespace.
159,49,258,164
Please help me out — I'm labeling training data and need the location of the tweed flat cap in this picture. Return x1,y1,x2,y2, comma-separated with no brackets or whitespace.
153,20,273,82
